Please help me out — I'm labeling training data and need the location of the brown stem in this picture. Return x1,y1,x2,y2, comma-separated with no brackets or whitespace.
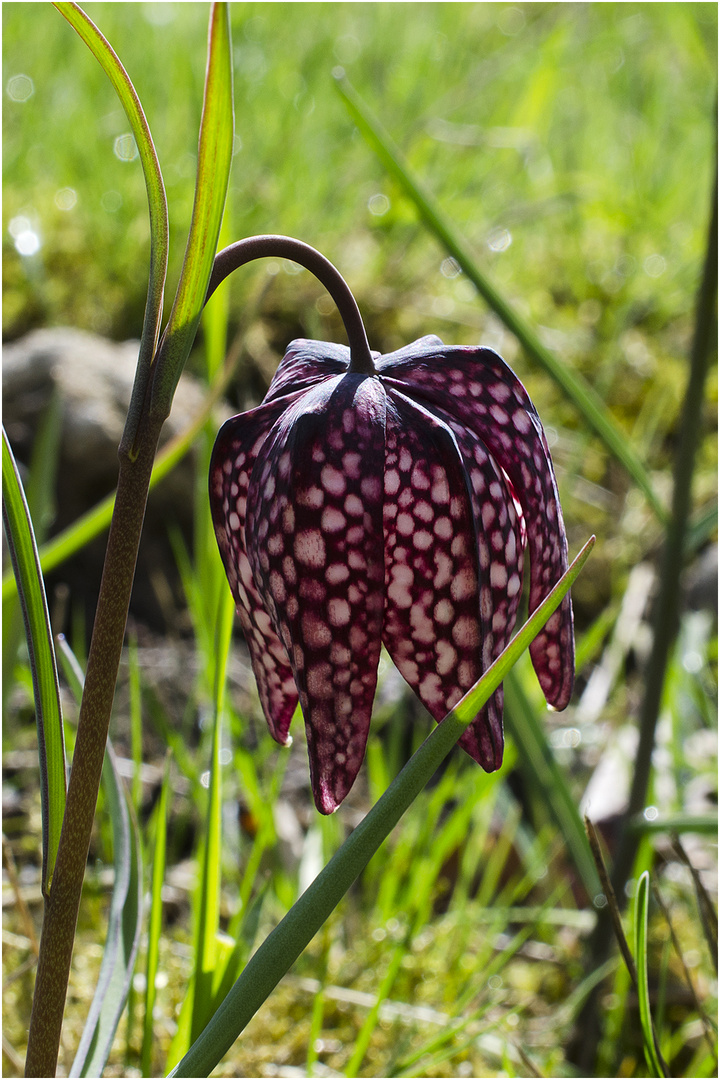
207,235,377,376
24,418,162,1077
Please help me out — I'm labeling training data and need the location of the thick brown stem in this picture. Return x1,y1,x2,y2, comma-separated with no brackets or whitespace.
24,419,161,1078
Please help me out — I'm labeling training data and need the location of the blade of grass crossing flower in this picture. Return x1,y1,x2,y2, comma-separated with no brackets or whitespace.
334,73,666,525
634,871,670,1078
53,2,168,454
2,428,66,896
169,536,594,1077
141,753,171,1079
55,637,144,1079
150,2,234,423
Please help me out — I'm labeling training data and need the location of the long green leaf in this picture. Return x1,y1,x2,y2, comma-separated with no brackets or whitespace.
2,427,66,895
71,741,143,1078
334,73,666,525
169,536,594,1077
150,2,234,423
57,638,144,1079
634,871,669,1078
192,584,235,1041
53,1,168,453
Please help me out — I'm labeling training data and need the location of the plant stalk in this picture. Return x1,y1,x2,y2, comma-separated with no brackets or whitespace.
24,418,162,1077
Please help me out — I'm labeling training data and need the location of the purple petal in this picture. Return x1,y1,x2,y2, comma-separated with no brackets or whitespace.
379,342,574,710
209,398,304,743
265,339,354,404
246,373,387,813
382,390,503,770
437,414,527,765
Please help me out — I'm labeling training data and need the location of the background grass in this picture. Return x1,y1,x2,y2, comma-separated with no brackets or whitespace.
2,3,717,1077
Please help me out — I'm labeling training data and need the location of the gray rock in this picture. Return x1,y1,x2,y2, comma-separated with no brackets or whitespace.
3,326,231,628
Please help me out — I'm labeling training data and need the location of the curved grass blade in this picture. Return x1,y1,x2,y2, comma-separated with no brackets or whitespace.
169,536,594,1077
2,427,66,896
150,2,234,423
53,1,168,453
334,72,666,525
56,637,144,1079
634,871,669,1078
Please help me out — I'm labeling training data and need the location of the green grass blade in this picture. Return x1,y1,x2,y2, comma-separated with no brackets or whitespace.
70,740,143,1078
55,637,144,1079
3,392,63,720
150,2,234,422
504,669,601,902
634,871,669,1078
129,634,143,812
53,1,168,453
2,427,66,896
142,752,171,1078
191,583,235,1043
334,73,667,525
169,536,594,1077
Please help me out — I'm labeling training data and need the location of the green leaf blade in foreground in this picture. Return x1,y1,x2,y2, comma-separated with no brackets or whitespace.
56,638,144,1080
634,870,669,1078
334,72,666,526
53,1,168,451
151,2,234,422
2,427,66,895
169,536,595,1078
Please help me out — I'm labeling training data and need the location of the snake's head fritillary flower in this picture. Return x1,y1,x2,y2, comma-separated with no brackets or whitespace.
210,334,574,813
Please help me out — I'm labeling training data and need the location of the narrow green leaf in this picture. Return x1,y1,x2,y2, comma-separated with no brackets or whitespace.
150,2,234,422
3,391,63,720
630,812,718,835
634,871,669,1078
191,584,235,1043
334,72,667,525
167,582,235,1072
2,427,66,895
53,1,168,453
142,752,171,1078
56,638,144,1080
70,741,143,1078
169,536,594,1077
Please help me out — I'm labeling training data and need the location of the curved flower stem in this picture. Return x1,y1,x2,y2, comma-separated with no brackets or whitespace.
206,235,376,376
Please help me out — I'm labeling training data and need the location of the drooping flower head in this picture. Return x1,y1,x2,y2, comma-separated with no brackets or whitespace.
208,238,574,813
